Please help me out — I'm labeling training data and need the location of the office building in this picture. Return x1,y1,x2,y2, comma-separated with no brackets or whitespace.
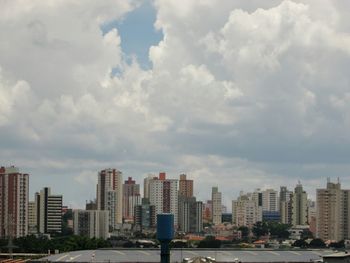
0,166,29,238
97,169,123,229
291,182,308,226
143,174,156,199
36,187,63,234
134,198,156,231
73,209,109,239
178,196,203,233
316,179,350,241
123,177,140,222
211,186,222,225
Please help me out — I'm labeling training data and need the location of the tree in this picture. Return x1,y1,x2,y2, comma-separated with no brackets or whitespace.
292,239,308,248
238,226,249,239
309,238,326,248
252,222,268,238
197,236,221,248
267,222,290,239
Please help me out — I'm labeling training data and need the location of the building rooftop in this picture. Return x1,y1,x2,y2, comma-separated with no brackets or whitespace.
38,248,332,262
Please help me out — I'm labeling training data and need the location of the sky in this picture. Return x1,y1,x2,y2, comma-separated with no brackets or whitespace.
1,0,350,209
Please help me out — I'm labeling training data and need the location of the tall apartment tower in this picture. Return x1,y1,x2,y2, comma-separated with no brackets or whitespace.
178,174,202,233
97,169,123,228
211,186,222,225
36,187,63,234
316,179,350,241
291,182,308,226
0,166,29,238
262,189,279,212
279,186,293,224
179,174,193,197
143,174,156,199
122,177,141,222
149,172,178,226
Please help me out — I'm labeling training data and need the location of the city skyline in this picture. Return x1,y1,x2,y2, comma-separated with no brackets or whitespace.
1,0,350,209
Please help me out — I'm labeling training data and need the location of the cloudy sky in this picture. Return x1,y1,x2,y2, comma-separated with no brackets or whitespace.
1,0,350,209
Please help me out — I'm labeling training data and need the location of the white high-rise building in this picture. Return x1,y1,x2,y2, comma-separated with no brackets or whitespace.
211,186,222,225
262,189,279,212
148,173,178,226
97,169,123,228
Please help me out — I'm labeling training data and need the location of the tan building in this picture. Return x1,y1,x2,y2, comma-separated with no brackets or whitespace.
178,174,193,198
291,182,308,226
28,201,37,234
211,186,222,225
316,179,350,242
232,193,260,228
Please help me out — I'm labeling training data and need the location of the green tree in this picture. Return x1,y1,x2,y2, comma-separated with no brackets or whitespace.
252,222,269,238
309,238,326,248
292,239,308,248
197,236,221,248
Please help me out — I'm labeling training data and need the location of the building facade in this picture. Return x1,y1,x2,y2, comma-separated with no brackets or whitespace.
122,177,140,222
232,193,260,227
178,174,193,198
279,186,293,225
134,198,156,231
178,196,203,233
149,173,178,226
316,179,350,241
291,183,308,226
0,166,29,238
97,169,123,229
35,187,63,234
73,209,109,239
211,187,222,225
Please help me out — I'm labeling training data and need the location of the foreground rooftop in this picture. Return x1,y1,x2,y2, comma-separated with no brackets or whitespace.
37,248,333,262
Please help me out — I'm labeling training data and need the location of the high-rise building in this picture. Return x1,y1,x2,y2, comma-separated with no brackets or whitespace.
291,182,308,226
232,193,260,227
178,196,203,233
0,166,29,238
97,169,123,229
262,189,279,212
35,187,63,234
28,201,37,234
149,173,178,226
178,174,193,198
316,179,350,241
143,174,156,199
134,198,156,231
307,200,317,236
279,186,293,225
73,209,109,239
211,187,222,225
123,177,140,222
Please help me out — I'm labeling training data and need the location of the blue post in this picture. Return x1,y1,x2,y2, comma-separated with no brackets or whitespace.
157,214,174,263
